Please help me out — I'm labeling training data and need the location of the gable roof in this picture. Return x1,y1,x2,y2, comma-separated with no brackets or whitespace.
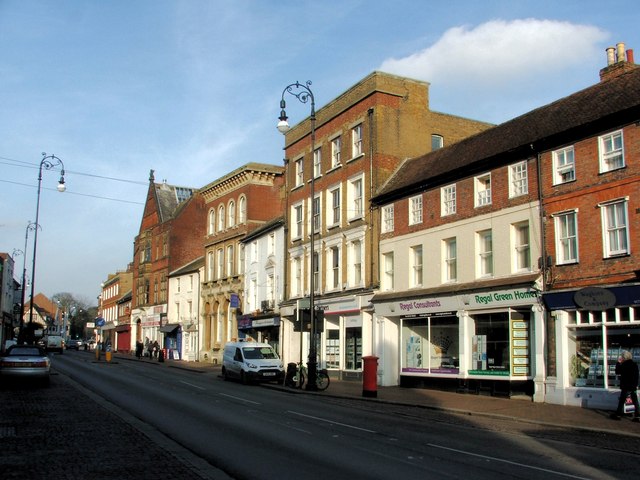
374,66,640,204
154,181,197,223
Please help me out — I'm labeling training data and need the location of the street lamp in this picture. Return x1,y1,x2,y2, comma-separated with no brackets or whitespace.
18,222,38,343
27,153,66,343
278,81,318,391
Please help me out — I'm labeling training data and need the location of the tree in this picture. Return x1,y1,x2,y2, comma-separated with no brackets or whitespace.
51,292,97,339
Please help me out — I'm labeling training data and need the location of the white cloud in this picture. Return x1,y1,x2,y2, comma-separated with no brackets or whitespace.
380,19,608,87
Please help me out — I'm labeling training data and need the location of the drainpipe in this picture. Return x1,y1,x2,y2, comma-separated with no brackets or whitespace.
367,108,375,287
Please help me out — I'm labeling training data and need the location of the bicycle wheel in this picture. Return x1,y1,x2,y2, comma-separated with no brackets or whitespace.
297,371,306,389
316,371,330,391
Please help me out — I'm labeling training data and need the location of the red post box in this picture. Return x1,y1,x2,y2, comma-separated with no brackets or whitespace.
362,355,379,398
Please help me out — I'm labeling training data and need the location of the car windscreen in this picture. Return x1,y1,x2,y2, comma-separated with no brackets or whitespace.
242,347,278,360
8,347,42,356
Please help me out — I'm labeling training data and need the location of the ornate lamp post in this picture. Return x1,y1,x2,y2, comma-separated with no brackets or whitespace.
278,81,318,391
18,222,38,342
27,153,66,343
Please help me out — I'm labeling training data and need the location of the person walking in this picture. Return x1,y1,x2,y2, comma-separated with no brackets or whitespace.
611,350,640,421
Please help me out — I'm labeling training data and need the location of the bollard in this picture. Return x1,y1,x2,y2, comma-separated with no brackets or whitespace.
362,355,379,398
95,343,101,361
105,346,112,363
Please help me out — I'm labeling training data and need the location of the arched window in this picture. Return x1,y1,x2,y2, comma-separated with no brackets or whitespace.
208,209,216,234
228,200,236,227
238,195,247,224
218,204,225,231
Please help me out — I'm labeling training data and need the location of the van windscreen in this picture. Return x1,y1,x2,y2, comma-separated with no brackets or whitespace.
242,347,278,360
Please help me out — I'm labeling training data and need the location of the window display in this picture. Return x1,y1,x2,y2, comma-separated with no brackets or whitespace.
469,312,510,375
326,329,340,369
345,327,362,370
402,316,459,373
569,318,640,388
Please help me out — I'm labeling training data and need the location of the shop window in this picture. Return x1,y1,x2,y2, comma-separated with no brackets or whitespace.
401,317,459,373
326,329,340,369
471,313,510,373
568,308,640,388
345,327,362,370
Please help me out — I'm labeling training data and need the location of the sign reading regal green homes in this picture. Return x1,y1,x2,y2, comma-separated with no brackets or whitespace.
375,287,538,317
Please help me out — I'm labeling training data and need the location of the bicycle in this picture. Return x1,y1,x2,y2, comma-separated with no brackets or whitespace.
284,362,330,391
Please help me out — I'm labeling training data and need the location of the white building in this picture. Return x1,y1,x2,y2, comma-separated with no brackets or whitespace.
167,257,204,361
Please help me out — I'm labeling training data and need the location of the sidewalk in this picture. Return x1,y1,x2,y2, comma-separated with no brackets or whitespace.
122,352,640,439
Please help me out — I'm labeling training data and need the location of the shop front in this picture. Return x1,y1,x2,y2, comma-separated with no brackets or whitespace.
237,314,281,354
115,324,131,353
160,323,182,360
317,295,373,380
542,284,640,409
373,281,543,398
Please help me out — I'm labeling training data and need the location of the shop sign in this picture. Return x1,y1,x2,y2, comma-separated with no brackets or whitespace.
466,288,538,308
253,317,280,328
230,294,240,309
574,287,616,311
468,370,509,376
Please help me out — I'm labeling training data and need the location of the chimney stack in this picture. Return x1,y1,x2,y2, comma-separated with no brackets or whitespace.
600,42,638,82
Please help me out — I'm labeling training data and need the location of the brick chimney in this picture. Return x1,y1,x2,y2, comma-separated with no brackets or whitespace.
600,42,639,81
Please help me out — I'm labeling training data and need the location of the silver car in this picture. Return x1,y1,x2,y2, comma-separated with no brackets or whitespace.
0,345,51,386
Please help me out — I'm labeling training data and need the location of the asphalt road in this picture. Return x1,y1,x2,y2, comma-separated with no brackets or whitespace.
42,351,639,480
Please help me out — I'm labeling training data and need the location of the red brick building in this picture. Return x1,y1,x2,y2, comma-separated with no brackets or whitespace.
131,170,201,347
370,44,640,408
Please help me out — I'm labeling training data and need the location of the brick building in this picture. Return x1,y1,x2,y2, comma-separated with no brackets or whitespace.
131,170,198,347
200,163,285,364
371,44,640,408
278,71,493,379
99,264,133,353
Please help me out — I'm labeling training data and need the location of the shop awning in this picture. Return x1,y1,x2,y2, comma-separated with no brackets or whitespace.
102,322,116,330
159,323,180,333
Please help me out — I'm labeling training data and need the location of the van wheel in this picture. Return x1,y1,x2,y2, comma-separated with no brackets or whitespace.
241,371,247,385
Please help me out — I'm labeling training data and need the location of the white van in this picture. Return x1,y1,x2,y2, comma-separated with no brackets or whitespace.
45,335,64,354
222,341,284,384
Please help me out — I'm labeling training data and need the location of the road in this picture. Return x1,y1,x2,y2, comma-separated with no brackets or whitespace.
52,351,637,479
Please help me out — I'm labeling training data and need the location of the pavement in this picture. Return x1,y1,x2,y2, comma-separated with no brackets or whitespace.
2,350,639,480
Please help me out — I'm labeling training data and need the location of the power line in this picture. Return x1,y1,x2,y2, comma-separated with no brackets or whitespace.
0,155,149,186
0,178,144,205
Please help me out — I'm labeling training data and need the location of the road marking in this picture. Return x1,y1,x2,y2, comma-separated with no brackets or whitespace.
218,393,261,405
286,410,377,433
180,380,205,390
428,444,590,479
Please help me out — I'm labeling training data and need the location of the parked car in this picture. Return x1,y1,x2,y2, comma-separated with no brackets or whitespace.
0,344,51,386
66,338,83,350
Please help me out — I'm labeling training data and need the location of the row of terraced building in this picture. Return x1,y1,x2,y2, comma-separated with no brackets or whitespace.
98,45,640,409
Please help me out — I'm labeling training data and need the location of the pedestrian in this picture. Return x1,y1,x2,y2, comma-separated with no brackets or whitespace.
144,337,150,358
135,340,143,359
611,350,640,421
152,340,160,359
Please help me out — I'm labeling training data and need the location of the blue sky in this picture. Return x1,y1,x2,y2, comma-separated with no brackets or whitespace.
1,0,639,303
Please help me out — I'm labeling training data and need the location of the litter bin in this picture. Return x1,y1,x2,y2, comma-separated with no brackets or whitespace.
362,355,379,398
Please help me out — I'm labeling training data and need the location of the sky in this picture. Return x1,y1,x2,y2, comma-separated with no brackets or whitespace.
1,0,639,305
